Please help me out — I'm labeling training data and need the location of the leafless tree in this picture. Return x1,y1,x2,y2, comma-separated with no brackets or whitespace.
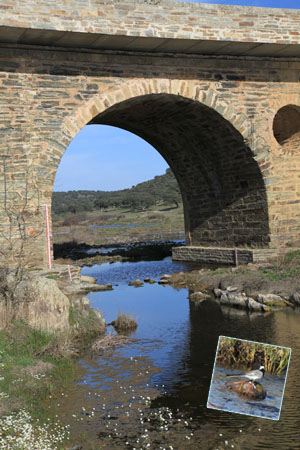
0,153,44,302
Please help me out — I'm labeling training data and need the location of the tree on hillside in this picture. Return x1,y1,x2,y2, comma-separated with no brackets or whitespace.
52,168,182,215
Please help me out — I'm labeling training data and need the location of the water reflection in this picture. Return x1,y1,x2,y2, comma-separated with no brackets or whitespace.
81,256,200,286
57,260,300,449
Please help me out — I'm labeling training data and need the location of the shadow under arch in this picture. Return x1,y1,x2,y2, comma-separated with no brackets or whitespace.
88,93,270,247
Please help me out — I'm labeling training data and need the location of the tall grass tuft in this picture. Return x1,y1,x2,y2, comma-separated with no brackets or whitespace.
216,336,290,375
113,309,138,332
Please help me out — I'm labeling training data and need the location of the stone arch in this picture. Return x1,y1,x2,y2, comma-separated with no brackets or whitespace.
61,79,249,145
54,80,269,248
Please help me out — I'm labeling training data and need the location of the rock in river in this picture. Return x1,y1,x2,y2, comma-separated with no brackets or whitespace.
128,279,144,287
226,379,266,400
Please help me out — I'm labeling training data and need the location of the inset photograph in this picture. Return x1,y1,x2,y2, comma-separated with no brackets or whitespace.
207,336,291,420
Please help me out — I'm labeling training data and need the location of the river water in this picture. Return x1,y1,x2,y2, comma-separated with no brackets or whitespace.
55,257,300,450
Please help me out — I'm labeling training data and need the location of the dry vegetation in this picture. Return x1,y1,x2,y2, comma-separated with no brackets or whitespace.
113,310,138,332
216,336,291,374
91,333,135,352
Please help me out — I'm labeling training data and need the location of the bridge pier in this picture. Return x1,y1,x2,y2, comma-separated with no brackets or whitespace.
172,246,280,266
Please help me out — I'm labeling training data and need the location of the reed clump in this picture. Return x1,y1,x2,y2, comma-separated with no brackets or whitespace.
216,336,291,375
113,310,138,332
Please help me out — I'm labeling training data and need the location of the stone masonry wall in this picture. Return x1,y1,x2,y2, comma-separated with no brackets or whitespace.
172,246,279,265
0,42,299,266
0,0,300,46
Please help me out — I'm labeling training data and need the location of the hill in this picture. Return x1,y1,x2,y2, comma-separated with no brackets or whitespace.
52,168,182,215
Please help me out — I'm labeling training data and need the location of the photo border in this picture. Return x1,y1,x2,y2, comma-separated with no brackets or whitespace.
207,335,292,421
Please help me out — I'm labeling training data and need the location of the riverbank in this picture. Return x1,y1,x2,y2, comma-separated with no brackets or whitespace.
168,255,300,298
0,321,76,449
160,250,300,313
0,269,108,449
55,240,300,310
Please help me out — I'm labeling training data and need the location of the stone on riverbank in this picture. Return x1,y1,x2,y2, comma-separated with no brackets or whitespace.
217,291,268,312
0,274,70,332
256,293,288,307
213,288,223,298
62,282,113,296
189,291,211,302
80,275,97,284
289,292,300,305
158,274,172,285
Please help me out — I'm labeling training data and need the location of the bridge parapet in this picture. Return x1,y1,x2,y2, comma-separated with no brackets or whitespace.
0,1,299,57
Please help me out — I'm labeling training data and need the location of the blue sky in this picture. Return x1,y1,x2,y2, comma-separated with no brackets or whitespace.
54,125,168,191
53,0,299,192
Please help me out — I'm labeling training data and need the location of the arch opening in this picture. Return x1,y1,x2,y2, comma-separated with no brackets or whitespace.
52,124,185,250
88,94,270,248
273,105,300,150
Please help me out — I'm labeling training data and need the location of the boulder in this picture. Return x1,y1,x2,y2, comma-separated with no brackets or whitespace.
92,309,106,330
213,288,223,298
219,292,267,312
226,286,238,292
290,292,300,305
189,291,210,302
80,275,97,284
81,297,91,310
3,275,71,332
256,293,287,307
220,293,247,308
226,380,266,400
248,297,268,312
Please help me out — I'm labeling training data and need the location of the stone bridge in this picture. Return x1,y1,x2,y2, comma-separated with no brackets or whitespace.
0,0,300,267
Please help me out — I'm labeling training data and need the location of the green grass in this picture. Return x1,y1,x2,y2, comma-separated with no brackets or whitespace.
46,274,58,280
0,321,77,423
257,251,300,281
284,250,300,263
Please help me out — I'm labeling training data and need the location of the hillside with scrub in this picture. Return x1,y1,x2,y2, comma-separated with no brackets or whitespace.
52,168,185,253
52,168,182,215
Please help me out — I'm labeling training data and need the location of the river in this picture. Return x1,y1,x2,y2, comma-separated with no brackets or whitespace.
55,257,300,450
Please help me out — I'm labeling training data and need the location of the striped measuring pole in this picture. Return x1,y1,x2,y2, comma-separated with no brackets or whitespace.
44,204,52,270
